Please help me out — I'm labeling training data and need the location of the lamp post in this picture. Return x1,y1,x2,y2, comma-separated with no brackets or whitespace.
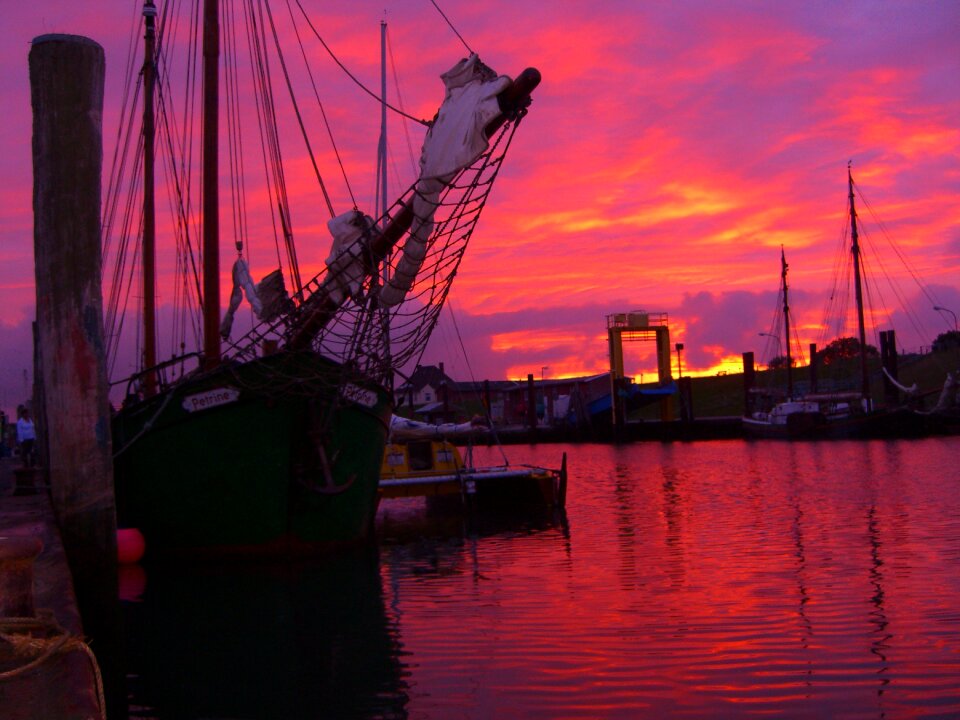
934,305,958,333
675,343,684,378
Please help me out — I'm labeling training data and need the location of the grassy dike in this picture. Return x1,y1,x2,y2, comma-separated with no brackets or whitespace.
636,348,960,421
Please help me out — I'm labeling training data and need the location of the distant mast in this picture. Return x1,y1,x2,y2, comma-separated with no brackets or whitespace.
378,20,392,388
848,164,870,403
142,0,158,394
201,0,221,369
781,247,793,399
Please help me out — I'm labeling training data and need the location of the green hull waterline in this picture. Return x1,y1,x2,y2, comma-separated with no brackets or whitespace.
112,351,392,554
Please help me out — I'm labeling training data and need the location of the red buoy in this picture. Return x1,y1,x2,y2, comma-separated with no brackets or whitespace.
117,528,146,564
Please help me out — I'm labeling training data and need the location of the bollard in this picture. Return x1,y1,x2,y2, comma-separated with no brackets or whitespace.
0,535,44,618
13,467,40,496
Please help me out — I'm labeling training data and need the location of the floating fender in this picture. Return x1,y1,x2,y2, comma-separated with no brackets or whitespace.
117,527,146,565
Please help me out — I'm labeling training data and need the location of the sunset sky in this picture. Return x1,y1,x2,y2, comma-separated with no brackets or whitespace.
1,0,958,415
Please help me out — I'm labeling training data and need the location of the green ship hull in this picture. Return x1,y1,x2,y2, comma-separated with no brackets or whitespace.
112,351,392,556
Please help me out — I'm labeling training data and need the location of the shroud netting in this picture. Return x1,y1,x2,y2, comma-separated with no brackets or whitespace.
223,115,522,387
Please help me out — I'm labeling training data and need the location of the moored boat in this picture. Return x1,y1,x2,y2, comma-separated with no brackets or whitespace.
106,1,540,555
379,416,567,510
744,165,945,440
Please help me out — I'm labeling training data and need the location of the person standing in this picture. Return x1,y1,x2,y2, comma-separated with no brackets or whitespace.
16,407,36,468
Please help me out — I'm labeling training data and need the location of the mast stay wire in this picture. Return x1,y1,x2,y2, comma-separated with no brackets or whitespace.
445,298,511,466
292,0,430,127
282,0,359,212
428,0,474,55
386,26,421,181
250,0,305,292
259,0,336,220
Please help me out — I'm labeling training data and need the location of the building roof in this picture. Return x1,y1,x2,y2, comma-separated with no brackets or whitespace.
397,364,456,393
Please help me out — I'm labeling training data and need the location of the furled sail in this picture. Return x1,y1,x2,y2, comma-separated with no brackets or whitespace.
220,258,262,338
380,54,512,307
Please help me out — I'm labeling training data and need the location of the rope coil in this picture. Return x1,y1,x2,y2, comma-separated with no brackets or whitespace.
0,610,106,720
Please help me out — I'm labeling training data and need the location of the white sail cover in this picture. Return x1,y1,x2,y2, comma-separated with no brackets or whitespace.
380,55,512,307
389,414,489,441
219,257,262,338
932,370,958,412
322,209,377,305
881,366,918,395
418,54,512,181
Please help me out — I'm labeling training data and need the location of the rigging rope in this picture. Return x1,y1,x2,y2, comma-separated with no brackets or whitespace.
247,0,307,295
284,0,357,212
446,298,510,465
263,0,336,221
428,0,474,55
0,611,107,720
292,0,430,126
387,27,421,182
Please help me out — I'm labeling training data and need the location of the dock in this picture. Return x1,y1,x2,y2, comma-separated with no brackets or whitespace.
380,466,567,507
0,459,103,720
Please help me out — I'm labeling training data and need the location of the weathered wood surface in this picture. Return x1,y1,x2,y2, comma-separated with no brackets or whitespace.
30,32,117,597
29,32,120,718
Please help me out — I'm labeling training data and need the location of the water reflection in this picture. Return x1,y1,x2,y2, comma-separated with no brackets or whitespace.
123,550,407,719
122,440,960,718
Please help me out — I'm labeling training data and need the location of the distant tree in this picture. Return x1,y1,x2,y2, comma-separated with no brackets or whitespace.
820,336,879,365
932,330,960,352
767,355,794,370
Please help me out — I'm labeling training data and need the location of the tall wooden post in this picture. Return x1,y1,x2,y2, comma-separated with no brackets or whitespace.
809,343,818,394
880,330,899,406
527,373,537,433
30,33,120,715
742,352,755,416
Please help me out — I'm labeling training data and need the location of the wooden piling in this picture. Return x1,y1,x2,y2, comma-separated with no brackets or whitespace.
30,33,120,717
742,352,755,416
527,373,537,433
809,343,818,394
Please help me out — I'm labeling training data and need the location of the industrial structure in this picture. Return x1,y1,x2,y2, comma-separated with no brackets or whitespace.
606,311,677,428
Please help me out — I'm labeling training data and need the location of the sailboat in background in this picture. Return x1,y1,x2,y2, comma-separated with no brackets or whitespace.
105,0,539,555
742,248,825,438
745,164,944,440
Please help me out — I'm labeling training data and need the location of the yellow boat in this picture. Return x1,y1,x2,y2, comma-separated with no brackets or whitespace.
378,419,566,509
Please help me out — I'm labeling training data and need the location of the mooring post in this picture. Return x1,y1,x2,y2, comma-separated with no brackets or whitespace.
527,373,537,434
30,33,121,715
742,352,755,416
808,343,818,394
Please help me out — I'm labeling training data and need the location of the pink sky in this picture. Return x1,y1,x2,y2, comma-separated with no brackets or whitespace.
1,1,958,415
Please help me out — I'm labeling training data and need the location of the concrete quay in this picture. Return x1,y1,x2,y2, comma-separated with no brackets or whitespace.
0,459,103,720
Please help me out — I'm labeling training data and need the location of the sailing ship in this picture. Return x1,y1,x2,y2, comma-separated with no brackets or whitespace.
742,248,826,438
105,1,539,555
744,165,941,440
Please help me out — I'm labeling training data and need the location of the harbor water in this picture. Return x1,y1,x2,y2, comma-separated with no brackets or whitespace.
122,438,960,719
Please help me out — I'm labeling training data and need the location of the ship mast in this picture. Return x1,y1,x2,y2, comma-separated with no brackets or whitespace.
781,247,793,399
378,20,392,389
142,1,158,394
201,0,221,369
848,163,870,403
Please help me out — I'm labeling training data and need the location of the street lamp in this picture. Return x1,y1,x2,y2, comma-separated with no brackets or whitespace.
541,366,549,382
758,332,782,352
933,305,958,332
675,343,684,378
